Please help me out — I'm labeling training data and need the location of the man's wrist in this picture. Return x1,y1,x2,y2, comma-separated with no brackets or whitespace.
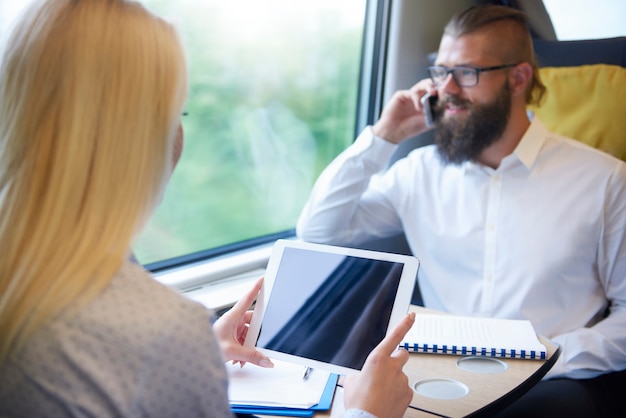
371,122,400,144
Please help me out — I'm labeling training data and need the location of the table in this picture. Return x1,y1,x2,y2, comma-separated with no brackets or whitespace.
319,306,561,418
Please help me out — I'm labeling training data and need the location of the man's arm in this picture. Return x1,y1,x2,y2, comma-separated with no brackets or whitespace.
296,127,401,245
297,81,433,245
546,163,626,379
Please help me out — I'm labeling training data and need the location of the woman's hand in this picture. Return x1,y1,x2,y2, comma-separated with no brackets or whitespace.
343,312,416,418
212,277,274,368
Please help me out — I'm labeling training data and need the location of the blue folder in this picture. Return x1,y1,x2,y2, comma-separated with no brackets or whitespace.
231,373,339,417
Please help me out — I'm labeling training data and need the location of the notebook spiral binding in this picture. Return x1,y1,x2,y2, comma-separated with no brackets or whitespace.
401,343,546,360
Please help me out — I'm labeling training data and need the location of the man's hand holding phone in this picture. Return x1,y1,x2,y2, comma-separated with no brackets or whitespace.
372,79,436,144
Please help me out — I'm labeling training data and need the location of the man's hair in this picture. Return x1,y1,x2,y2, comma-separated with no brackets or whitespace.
444,5,545,105
0,0,187,364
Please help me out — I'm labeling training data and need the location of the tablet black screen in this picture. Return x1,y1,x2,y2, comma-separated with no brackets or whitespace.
255,246,405,370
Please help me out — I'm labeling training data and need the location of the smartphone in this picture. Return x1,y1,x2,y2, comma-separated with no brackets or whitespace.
420,93,437,128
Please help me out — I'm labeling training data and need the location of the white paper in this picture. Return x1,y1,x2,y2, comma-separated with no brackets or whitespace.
402,314,547,357
226,359,331,408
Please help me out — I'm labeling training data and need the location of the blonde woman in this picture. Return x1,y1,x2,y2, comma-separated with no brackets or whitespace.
0,1,415,417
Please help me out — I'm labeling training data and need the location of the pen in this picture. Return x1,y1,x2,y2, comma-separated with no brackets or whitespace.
302,367,313,381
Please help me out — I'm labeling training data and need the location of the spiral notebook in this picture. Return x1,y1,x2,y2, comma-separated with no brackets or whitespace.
400,314,547,360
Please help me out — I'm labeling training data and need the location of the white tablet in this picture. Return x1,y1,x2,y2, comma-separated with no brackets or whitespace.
244,239,419,375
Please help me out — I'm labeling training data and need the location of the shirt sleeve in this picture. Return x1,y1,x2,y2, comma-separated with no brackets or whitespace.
296,126,403,245
546,162,626,379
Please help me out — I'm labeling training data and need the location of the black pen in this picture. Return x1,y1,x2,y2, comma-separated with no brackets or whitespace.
302,367,313,381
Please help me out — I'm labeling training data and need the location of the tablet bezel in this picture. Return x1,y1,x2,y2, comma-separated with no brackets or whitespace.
244,239,419,375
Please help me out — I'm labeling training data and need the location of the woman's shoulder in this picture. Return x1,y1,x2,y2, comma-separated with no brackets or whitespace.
77,260,215,350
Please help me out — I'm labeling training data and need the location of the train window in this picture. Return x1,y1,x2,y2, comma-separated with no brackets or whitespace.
136,1,366,268
0,1,367,269
543,0,626,40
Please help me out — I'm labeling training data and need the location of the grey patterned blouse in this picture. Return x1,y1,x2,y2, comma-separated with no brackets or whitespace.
0,261,233,418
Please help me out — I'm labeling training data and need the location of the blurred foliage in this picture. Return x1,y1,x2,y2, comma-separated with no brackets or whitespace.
134,1,365,264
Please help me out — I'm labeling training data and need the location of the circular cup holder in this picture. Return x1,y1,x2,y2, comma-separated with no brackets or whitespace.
456,356,509,374
412,378,469,399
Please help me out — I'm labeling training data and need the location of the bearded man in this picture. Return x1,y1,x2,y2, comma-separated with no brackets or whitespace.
297,4,626,417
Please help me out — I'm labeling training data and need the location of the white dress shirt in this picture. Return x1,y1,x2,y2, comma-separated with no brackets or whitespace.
297,118,626,379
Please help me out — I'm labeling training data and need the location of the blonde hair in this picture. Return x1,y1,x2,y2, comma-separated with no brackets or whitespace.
0,0,187,363
444,5,545,105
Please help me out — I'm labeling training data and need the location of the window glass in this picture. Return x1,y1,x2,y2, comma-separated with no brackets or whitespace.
542,0,626,40
0,0,366,266
139,0,365,266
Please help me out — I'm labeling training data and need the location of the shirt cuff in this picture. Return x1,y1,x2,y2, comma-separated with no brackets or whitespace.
348,126,398,166
344,408,378,418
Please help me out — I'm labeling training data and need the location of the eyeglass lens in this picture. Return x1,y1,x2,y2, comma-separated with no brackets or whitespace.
429,67,478,87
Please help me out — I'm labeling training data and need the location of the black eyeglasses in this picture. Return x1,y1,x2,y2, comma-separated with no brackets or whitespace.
427,63,518,87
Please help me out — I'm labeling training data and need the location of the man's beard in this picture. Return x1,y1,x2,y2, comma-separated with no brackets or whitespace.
433,82,511,165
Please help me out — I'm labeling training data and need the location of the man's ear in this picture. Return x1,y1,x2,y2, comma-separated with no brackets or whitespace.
509,62,533,98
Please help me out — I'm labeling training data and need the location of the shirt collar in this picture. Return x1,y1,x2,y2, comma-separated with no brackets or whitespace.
512,117,548,170
462,117,548,174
